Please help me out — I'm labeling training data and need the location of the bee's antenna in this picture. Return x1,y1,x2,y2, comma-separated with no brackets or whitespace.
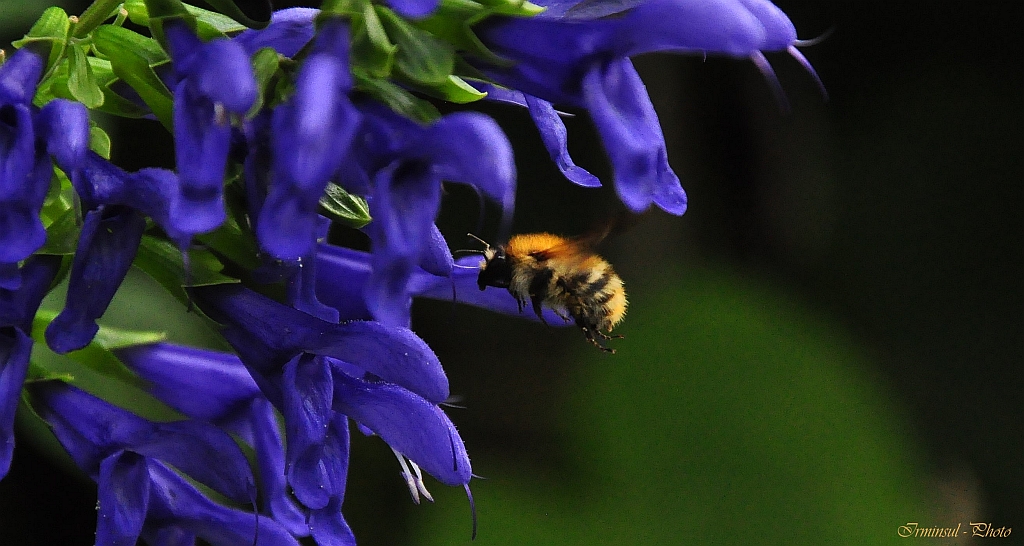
466,233,490,249
452,249,485,257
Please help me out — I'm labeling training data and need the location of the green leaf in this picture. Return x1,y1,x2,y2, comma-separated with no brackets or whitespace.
351,0,396,79
39,167,74,225
247,47,281,115
88,56,151,119
354,69,440,123
66,44,105,108
408,74,487,104
124,0,250,38
133,235,239,306
38,166,79,256
39,208,81,256
320,183,372,229
195,0,271,29
12,7,70,73
320,0,362,17
377,6,455,86
90,125,112,158
194,216,261,271
92,25,174,129
30,310,158,388
473,0,545,16
415,1,509,67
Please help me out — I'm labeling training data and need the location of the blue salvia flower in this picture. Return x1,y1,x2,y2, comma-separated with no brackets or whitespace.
0,47,88,265
192,284,472,538
116,342,308,537
234,7,319,58
339,103,515,328
45,206,147,353
28,380,300,546
164,20,257,237
46,152,185,353
259,17,359,262
0,255,60,479
474,0,823,215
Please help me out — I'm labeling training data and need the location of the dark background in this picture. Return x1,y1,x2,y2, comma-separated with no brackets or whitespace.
0,1,1020,544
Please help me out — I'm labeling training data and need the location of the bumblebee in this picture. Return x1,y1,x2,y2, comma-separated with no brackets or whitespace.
472,232,627,353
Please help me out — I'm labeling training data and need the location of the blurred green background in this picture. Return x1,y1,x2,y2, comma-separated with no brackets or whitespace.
0,1,1020,545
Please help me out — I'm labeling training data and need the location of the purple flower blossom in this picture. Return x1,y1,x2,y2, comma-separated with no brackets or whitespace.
192,284,472,526
343,104,515,328
164,21,257,237
258,18,359,261
45,205,146,354
29,381,300,545
0,47,89,263
116,342,308,536
235,8,318,58
0,255,61,479
475,0,822,214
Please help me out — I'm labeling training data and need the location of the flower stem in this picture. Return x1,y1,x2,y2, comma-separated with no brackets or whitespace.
73,0,124,38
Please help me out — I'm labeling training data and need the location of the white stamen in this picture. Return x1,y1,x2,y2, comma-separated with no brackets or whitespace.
409,460,434,502
391,448,433,504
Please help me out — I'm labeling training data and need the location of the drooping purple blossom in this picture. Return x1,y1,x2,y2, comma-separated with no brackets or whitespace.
192,284,472,525
45,205,146,354
315,242,569,325
234,7,318,58
258,18,359,261
475,0,823,215
0,47,89,263
341,104,515,328
164,20,257,237
0,255,61,479
29,380,300,546
116,342,308,536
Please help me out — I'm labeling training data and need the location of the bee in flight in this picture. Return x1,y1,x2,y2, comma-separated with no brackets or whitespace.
470,232,627,353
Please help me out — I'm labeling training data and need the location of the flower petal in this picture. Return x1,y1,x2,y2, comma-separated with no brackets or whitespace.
135,420,256,504
247,398,308,536
0,47,44,104
308,496,356,546
0,255,62,331
0,327,32,478
383,0,441,19
234,8,318,57
193,284,450,403
146,461,301,546
96,451,150,546
115,343,261,421
45,206,147,353
583,57,686,214
331,370,471,486
525,95,601,187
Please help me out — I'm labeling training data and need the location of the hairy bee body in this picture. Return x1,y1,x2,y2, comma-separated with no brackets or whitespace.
476,233,627,352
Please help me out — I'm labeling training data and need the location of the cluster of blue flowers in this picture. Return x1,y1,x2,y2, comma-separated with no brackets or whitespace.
0,0,820,544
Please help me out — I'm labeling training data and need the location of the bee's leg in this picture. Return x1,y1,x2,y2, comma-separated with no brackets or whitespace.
531,295,549,326
595,330,625,340
515,296,525,314
580,322,616,353
553,309,571,323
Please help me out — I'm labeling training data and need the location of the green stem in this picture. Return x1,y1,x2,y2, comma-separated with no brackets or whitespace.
73,0,124,38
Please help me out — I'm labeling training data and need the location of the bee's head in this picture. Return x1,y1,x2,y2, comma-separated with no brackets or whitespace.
477,245,511,290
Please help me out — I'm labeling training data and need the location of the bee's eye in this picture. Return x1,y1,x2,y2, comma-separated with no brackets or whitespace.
477,254,512,290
